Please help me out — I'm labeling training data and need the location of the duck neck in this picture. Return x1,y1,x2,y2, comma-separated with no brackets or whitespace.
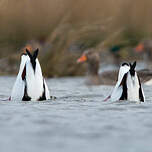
88,62,99,76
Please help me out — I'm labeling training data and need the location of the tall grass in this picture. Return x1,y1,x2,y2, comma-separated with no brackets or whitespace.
0,0,152,76
0,0,151,46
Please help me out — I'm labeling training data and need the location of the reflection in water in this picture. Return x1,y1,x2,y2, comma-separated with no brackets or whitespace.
0,76,151,152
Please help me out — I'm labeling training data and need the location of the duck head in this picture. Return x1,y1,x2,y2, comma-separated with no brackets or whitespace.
77,50,99,63
135,43,144,53
77,50,100,75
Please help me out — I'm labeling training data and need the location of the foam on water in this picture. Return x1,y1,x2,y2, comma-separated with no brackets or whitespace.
0,76,152,152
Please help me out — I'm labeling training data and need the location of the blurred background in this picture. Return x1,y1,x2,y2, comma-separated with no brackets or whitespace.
0,0,152,76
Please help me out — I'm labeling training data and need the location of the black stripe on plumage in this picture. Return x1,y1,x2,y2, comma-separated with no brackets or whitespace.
38,79,46,101
138,76,144,102
119,73,128,100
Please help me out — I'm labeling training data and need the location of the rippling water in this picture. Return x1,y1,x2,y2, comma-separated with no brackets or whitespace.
0,76,152,152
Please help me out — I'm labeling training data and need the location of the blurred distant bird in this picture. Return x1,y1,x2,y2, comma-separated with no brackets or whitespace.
77,50,118,85
109,45,123,66
110,62,145,102
10,48,50,101
135,39,152,69
77,50,100,76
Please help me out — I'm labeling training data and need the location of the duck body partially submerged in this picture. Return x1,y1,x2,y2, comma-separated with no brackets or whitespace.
11,49,50,101
110,62,145,102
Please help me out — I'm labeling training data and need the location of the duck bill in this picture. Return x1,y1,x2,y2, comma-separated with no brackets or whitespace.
135,44,144,52
77,55,87,63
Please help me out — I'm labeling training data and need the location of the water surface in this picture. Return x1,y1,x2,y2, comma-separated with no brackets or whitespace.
0,76,152,152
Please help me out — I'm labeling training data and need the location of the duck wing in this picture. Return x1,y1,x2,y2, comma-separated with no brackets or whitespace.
11,55,28,101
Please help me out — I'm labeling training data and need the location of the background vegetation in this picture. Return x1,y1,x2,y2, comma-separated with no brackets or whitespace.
0,0,152,76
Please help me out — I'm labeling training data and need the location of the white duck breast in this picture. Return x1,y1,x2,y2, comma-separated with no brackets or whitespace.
126,62,145,102
24,49,50,101
11,54,28,101
110,64,130,101
126,71,145,102
127,72,140,101
25,59,44,100
25,59,50,100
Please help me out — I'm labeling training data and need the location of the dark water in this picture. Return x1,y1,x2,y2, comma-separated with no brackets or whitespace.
0,76,152,152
